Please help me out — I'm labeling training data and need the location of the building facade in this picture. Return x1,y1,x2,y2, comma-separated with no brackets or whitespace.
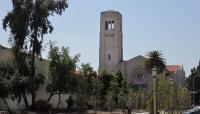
99,10,186,90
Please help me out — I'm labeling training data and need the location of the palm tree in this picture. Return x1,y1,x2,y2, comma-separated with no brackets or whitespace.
145,50,166,74
145,50,166,114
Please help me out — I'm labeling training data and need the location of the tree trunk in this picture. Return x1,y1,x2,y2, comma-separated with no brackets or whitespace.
57,93,61,109
31,32,36,110
31,92,36,110
48,93,53,102
2,98,11,114
23,93,29,109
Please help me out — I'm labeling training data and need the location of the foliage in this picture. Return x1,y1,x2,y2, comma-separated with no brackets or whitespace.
126,87,139,109
79,63,97,108
3,0,68,54
146,75,171,113
102,71,132,110
47,42,79,108
187,63,200,105
177,87,190,110
118,85,128,108
74,75,87,113
145,76,187,113
3,0,68,109
0,66,11,99
106,76,120,111
145,50,166,74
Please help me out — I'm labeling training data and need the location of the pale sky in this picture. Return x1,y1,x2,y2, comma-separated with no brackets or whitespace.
1,0,200,76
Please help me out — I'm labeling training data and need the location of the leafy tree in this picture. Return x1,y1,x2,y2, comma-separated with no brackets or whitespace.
118,87,128,108
177,87,190,112
145,76,179,114
79,63,97,108
187,65,200,106
104,71,130,110
0,66,11,112
98,71,114,108
47,42,79,109
3,0,68,109
75,75,87,113
126,87,139,109
145,50,166,74
156,76,171,112
106,76,120,110
2,50,45,109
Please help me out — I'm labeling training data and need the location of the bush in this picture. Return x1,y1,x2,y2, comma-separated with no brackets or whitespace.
35,99,52,112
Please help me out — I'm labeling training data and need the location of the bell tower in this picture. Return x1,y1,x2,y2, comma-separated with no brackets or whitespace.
99,10,123,73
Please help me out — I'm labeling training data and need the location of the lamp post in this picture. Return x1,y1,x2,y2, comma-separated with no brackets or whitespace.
152,68,157,114
170,78,173,114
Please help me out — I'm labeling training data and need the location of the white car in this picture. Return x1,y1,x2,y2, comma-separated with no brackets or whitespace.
183,106,200,114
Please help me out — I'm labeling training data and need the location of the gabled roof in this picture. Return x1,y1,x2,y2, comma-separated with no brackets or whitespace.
126,55,146,62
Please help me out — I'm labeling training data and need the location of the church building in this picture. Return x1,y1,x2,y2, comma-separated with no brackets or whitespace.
99,10,186,90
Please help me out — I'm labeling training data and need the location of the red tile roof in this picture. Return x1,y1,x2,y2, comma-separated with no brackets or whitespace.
166,65,181,73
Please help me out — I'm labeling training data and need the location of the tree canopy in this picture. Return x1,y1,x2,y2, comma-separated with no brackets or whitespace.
145,50,166,74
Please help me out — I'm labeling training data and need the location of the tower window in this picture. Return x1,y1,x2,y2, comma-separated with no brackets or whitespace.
108,21,112,30
111,21,114,30
108,54,111,60
105,20,114,30
105,21,108,30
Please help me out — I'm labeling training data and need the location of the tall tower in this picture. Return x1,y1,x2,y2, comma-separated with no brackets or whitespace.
99,10,123,73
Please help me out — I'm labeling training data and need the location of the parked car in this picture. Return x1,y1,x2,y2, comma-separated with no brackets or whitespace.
183,106,200,114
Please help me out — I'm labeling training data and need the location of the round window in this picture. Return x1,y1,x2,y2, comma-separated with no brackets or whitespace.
136,72,144,81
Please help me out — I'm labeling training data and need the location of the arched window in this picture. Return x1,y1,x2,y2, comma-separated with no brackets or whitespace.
105,21,108,30
108,54,111,60
111,21,114,30
105,20,114,30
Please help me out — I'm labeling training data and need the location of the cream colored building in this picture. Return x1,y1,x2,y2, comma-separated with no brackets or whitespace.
99,10,186,90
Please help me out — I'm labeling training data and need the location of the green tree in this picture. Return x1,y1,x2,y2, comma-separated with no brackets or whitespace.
187,63,200,106
177,87,190,112
98,71,114,109
3,0,68,109
104,71,130,110
47,42,79,109
126,87,139,109
145,76,172,114
106,76,120,111
0,66,11,112
75,74,88,113
79,63,97,108
156,76,171,112
145,50,166,74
